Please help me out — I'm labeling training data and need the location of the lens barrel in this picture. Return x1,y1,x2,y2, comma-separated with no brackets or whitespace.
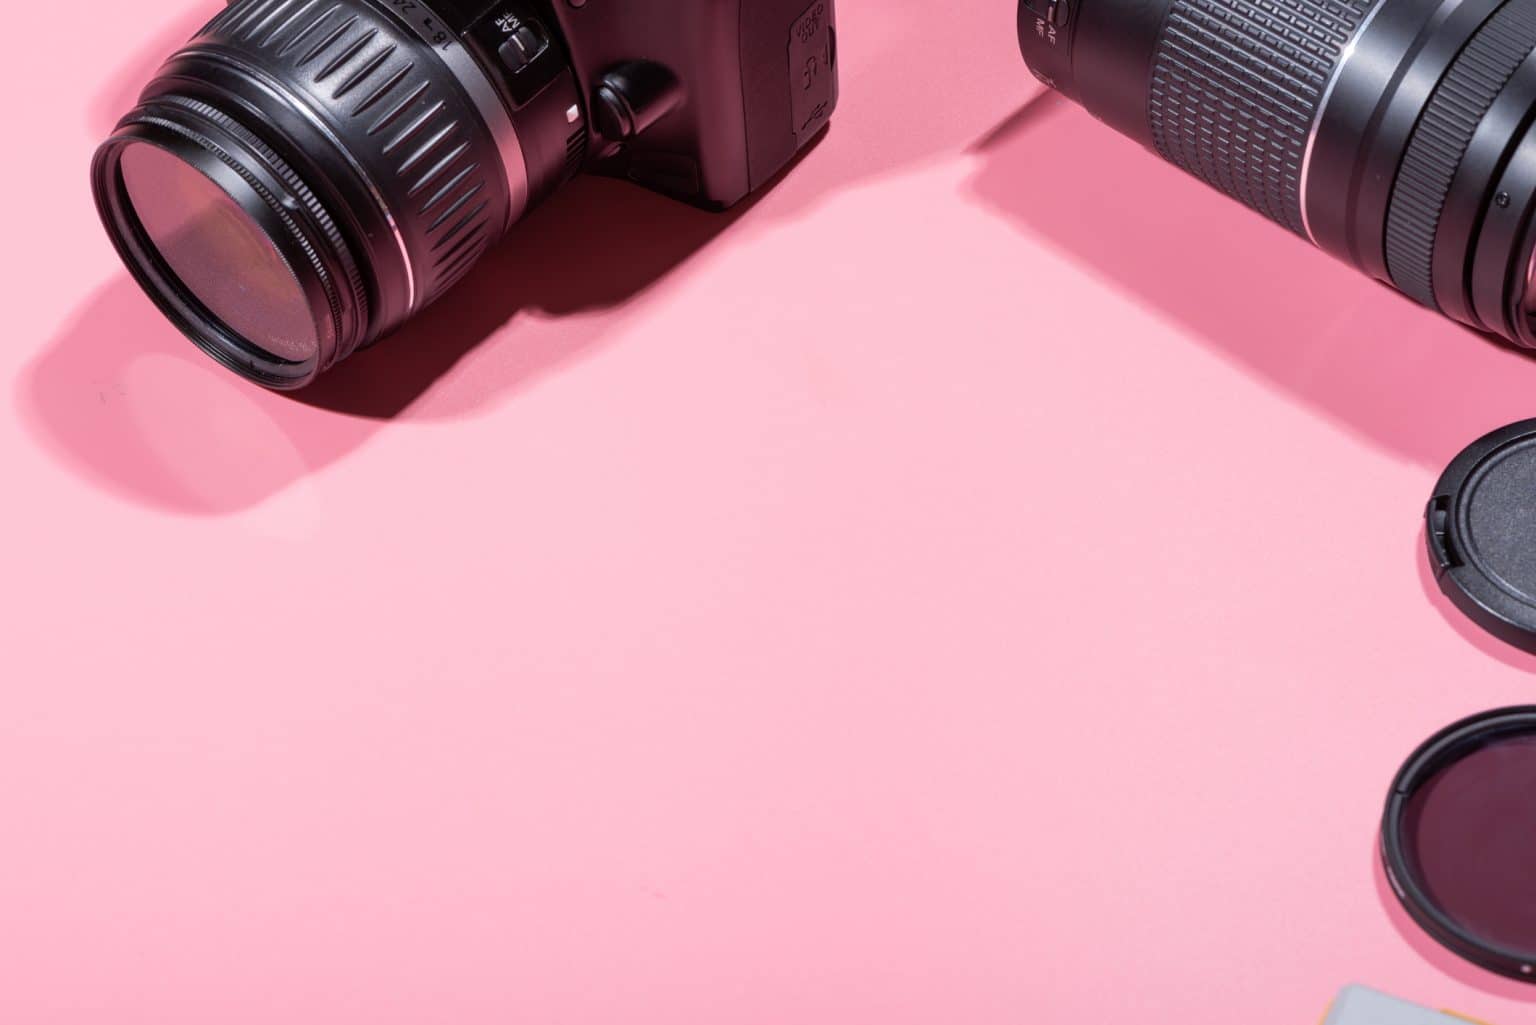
1020,0,1536,346
94,0,585,388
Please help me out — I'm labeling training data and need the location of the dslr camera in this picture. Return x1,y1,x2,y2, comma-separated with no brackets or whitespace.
93,0,839,387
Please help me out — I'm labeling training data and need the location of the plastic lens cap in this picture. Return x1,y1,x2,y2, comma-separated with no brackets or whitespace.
1426,419,1536,653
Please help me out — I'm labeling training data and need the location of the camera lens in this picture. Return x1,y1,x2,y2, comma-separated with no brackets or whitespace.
1382,707,1536,981
1018,0,1536,347
118,141,321,365
93,0,585,388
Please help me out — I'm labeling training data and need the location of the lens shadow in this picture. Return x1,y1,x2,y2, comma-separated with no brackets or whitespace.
1370,842,1536,1002
23,0,1031,515
293,172,758,420
1415,527,1536,674
87,8,214,136
18,174,748,514
968,93,1536,470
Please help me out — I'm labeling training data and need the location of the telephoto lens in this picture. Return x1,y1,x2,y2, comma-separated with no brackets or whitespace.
1018,0,1536,347
94,0,838,388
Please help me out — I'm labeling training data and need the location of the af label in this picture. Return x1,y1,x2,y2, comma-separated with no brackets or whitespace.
789,2,835,139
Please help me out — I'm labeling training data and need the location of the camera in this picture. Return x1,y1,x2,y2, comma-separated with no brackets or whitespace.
1019,0,1536,348
92,0,839,388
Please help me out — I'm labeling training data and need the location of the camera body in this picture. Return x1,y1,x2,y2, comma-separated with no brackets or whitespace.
94,0,837,387
430,0,838,211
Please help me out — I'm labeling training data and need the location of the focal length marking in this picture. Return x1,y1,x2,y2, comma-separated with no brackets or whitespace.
377,0,532,232
382,0,454,52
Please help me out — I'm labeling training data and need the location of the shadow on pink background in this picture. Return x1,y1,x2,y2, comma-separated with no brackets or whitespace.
8,5,1536,1022
968,93,1536,691
22,177,754,512
23,5,766,514
1372,846,1536,1004
1413,528,1536,675
961,87,1536,1023
970,98,1536,1003
19,0,1021,516
967,94,1536,472
36,11,1536,510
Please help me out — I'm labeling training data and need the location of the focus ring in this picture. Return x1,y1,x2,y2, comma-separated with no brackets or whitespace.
1384,0,1536,306
1148,0,1376,235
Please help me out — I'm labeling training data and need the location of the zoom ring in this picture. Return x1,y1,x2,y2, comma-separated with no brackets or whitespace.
1384,0,1536,306
1149,0,1377,235
197,0,508,308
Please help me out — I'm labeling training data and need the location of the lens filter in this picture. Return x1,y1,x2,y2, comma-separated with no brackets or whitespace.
1382,707,1536,982
119,141,320,364
93,96,369,388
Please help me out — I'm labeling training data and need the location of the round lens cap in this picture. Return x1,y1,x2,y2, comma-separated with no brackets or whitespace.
1381,707,1536,982
1426,419,1536,653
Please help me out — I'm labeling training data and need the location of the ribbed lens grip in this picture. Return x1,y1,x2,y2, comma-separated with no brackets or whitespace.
194,0,511,307
1383,0,1536,306
1148,0,1377,235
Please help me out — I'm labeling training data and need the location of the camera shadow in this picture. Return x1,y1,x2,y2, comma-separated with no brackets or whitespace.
19,0,1031,514
293,172,764,420
86,8,215,138
968,93,1536,472
1414,527,1536,674
19,175,753,513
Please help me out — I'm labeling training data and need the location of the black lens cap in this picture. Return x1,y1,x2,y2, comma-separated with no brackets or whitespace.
1381,707,1536,982
1426,419,1536,653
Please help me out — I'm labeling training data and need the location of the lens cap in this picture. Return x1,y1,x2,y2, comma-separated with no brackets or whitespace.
1382,707,1536,982
1426,419,1536,653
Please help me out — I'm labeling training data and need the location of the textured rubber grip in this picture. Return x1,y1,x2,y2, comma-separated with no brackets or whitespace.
1148,0,1377,235
1384,0,1536,306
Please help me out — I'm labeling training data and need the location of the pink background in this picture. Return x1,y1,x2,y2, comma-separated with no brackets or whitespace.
5,2,1535,1021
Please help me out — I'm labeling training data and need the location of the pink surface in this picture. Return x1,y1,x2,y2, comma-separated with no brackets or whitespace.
4,2,1535,1022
